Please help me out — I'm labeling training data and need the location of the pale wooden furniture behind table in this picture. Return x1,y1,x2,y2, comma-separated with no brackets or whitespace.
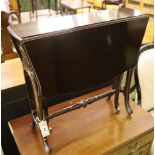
125,0,154,44
1,11,19,62
60,0,92,14
9,0,21,19
125,0,154,15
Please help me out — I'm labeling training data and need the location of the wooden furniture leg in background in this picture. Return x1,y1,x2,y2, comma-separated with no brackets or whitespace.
9,0,21,22
1,11,18,62
27,0,38,19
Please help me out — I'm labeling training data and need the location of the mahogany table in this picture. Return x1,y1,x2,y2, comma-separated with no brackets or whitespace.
9,87,153,155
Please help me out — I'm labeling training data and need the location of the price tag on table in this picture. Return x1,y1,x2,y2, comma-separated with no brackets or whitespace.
38,121,50,138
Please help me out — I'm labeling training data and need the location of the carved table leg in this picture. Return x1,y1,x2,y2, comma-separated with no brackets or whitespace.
43,137,52,153
114,74,123,113
134,66,141,105
107,77,119,99
43,103,51,130
124,68,133,115
21,48,52,152
41,106,52,153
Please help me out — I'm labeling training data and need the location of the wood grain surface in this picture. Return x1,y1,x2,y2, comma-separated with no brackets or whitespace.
9,87,153,155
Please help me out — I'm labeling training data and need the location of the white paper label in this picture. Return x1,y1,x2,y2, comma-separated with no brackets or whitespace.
38,121,50,138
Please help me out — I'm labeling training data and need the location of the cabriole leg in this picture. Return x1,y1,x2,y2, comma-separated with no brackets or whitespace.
124,69,133,115
107,77,118,99
114,74,123,113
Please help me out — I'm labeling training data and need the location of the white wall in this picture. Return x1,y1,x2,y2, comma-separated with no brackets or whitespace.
1,0,10,12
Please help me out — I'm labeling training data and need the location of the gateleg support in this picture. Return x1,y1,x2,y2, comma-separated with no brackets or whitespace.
114,74,123,113
124,69,133,115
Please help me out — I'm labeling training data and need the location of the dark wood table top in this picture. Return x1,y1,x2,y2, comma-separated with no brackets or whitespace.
8,8,147,41
60,0,91,10
9,87,153,155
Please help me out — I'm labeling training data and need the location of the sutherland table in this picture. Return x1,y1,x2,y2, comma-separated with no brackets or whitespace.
9,87,154,155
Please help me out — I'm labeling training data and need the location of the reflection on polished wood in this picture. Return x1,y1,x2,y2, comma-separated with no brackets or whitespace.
9,88,153,155
8,8,147,39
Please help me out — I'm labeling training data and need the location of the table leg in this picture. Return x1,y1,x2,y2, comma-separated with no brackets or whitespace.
114,74,123,113
124,69,133,114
